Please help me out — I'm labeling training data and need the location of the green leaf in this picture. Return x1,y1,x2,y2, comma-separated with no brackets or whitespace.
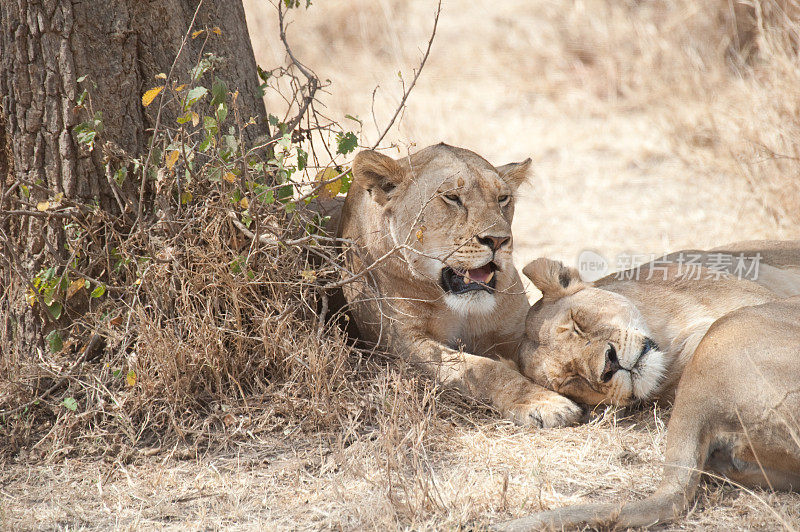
336,132,358,155
203,115,218,134
90,285,106,298
46,302,63,320
208,166,223,183
344,114,363,125
296,148,308,171
222,134,237,151
76,75,87,83
340,170,353,194
277,184,294,203
216,103,228,124
199,133,212,152
211,79,228,106
46,330,63,353
189,57,213,82
76,88,88,107
277,134,292,150
185,86,209,107
256,187,275,204
62,397,78,412
114,167,127,185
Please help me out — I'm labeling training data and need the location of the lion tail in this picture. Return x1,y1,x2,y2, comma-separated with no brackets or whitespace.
495,408,712,531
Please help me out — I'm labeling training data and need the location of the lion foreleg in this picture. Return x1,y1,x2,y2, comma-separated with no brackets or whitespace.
403,337,582,428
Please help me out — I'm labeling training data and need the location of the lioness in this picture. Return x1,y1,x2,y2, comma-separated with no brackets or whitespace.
517,241,800,406
338,143,581,427
498,296,800,530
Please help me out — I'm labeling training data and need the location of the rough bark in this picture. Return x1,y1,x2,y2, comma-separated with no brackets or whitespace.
0,0,267,358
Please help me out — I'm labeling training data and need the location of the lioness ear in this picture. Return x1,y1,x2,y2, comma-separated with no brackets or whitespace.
496,158,532,190
522,258,586,300
352,149,407,206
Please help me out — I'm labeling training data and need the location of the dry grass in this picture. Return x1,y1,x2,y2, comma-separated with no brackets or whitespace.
2,0,800,530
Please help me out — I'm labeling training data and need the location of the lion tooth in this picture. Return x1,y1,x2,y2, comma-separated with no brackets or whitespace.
464,272,472,284
485,271,494,283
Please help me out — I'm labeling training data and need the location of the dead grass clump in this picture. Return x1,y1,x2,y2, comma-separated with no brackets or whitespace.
0,2,410,462
0,179,363,459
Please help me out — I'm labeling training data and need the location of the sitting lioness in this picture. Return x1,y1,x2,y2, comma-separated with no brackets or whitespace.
498,296,800,530
516,240,800,406
338,143,581,427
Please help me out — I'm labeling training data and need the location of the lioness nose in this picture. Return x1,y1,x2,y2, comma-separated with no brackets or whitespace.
601,344,621,383
477,235,510,251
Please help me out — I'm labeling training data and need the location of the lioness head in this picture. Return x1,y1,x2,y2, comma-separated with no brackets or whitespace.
517,258,666,406
351,143,531,315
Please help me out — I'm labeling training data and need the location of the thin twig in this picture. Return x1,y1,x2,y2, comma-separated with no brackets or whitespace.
136,0,204,225
0,333,102,416
371,0,441,149
273,3,319,143
227,210,352,247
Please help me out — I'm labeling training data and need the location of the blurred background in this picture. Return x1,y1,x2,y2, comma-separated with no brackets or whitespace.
244,0,799,280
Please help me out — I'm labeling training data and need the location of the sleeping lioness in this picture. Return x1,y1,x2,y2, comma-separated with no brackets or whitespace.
337,143,581,427
498,296,800,530
516,240,800,406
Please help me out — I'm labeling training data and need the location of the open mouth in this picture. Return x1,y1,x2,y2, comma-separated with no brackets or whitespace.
440,262,499,294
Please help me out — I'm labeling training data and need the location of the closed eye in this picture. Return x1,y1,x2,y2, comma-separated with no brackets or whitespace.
443,193,462,206
556,313,585,336
561,374,601,395
498,194,510,206
561,375,581,388
561,375,588,391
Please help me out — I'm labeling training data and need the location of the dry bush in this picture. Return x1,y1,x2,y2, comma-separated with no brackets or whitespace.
0,2,437,462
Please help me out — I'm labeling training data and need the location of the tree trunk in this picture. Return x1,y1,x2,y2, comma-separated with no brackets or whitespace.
0,0,267,358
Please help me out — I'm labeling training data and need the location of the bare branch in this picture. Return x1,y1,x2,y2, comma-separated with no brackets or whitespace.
371,0,442,149
136,0,204,225
272,3,320,143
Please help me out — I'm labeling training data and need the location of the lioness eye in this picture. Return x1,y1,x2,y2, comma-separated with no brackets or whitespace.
443,194,462,206
498,194,510,205
562,375,584,390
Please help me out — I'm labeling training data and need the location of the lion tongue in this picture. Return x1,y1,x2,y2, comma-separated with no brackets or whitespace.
465,265,494,284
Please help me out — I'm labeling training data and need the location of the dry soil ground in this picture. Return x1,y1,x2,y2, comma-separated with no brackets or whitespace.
3,1,799,530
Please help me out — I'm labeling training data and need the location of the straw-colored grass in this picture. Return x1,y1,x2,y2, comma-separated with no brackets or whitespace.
2,0,799,529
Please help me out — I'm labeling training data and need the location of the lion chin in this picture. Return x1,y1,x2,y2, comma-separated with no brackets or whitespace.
443,290,498,316
629,347,667,401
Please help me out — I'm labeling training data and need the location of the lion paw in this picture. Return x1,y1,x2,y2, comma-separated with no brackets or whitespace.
504,392,583,428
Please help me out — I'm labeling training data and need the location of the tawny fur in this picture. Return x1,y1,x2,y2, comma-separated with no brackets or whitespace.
497,296,800,530
517,240,800,406
338,143,582,427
